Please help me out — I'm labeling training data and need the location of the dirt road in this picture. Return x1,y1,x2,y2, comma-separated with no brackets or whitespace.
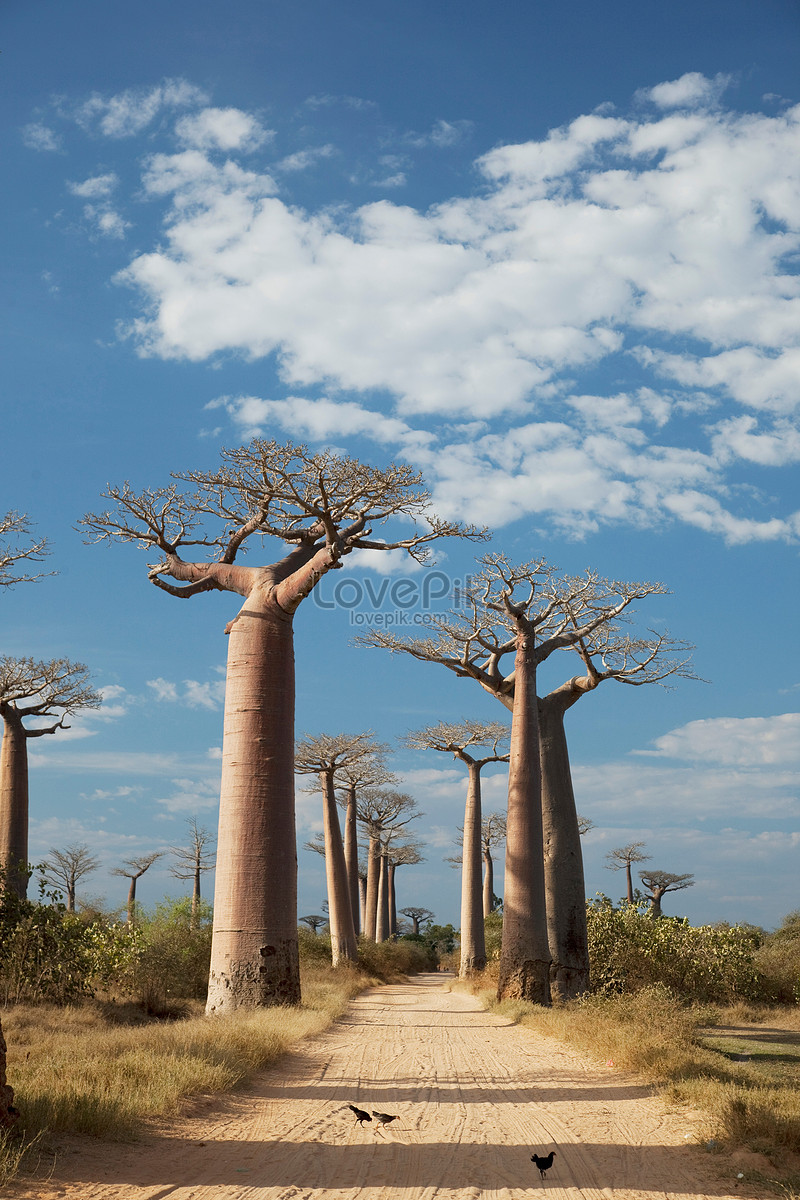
14,974,754,1200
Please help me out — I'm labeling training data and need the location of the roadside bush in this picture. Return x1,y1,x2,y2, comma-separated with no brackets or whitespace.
358,936,435,977
119,897,213,1013
586,895,762,1003
755,910,800,1003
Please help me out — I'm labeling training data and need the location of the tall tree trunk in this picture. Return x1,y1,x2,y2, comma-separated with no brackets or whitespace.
626,863,634,904
192,867,201,926
127,877,136,923
358,874,366,932
539,691,589,1001
207,590,300,1012
482,848,494,917
67,880,76,912
0,1019,17,1129
460,763,487,976
343,784,360,935
497,622,551,1005
388,861,397,938
376,854,390,942
364,834,381,941
320,773,358,965
0,714,30,899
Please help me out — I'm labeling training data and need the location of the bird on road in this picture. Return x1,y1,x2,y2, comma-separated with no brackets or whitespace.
348,1104,372,1126
531,1150,557,1179
372,1110,400,1134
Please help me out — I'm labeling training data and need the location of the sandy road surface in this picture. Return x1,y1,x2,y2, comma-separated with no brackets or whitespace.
13,974,754,1200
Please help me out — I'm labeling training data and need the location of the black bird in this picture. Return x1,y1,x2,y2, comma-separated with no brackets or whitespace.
348,1104,372,1126
372,1110,400,1134
531,1150,557,1179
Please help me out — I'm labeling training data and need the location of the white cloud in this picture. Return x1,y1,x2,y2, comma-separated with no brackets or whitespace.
147,677,179,702
638,712,800,766
68,172,119,198
147,676,225,710
175,107,272,152
22,122,62,152
73,79,208,138
643,72,731,110
276,145,335,172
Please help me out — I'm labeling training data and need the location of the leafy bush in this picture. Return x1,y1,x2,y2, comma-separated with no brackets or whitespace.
118,897,213,1012
755,911,800,1003
586,894,762,1003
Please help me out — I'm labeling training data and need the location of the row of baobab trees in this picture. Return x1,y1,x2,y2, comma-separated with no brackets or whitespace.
2,440,696,1022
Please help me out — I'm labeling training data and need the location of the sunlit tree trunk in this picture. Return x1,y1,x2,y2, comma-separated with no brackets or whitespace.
376,853,390,942
364,834,381,940
388,860,397,938
460,762,486,975
343,783,360,935
539,689,589,1001
0,714,30,899
497,625,551,1004
482,847,494,918
320,773,358,965
207,589,300,1011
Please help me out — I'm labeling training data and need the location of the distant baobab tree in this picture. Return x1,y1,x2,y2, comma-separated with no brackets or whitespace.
111,852,164,923
83,441,484,1012
384,837,424,938
42,843,100,912
363,554,695,1003
605,842,652,905
404,720,509,976
358,790,421,941
300,915,328,935
336,749,395,936
400,906,434,936
170,817,216,925
295,732,379,965
0,657,100,897
639,869,695,918
0,511,50,589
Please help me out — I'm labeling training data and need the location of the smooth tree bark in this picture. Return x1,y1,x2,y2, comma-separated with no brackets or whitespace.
404,721,508,977
82,441,484,1012
42,843,100,912
386,841,424,938
336,751,395,937
605,842,652,905
481,813,507,917
362,555,692,1004
169,818,216,925
111,852,163,922
0,657,100,898
639,869,695,918
295,732,379,965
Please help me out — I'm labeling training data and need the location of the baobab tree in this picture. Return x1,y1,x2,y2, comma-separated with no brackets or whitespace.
0,657,100,897
82,440,484,1012
42,843,100,912
399,906,434,936
605,842,652,905
639,869,695,918
362,554,693,1003
295,732,379,965
480,812,507,917
385,838,424,938
111,852,164,923
0,511,50,589
170,818,216,925
404,720,509,976
357,790,421,941
300,915,328,935
336,749,395,936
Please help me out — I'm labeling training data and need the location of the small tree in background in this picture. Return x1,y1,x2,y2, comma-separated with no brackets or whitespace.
42,843,100,912
300,914,328,935
399,906,434,936
0,512,50,590
169,818,216,926
605,842,652,905
639,869,695,918
111,853,164,923
1,657,101,897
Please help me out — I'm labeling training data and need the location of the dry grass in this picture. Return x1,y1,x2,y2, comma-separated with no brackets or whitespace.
2,960,374,1148
461,974,800,1195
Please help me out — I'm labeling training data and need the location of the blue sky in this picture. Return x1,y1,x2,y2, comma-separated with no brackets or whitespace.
2,0,799,933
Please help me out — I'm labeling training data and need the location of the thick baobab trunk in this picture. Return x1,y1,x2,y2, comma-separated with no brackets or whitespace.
343,785,360,935
0,1019,17,1129
482,847,494,918
364,834,380,940
207,590,300,1011
388,861,397,938
126,877,137,923
649,890,664,918
0,714,30,899
497,626,551,1005
625,864,635,905
460,763,487,976
539,691,590,1001
376,854,390,942
320,774,358,966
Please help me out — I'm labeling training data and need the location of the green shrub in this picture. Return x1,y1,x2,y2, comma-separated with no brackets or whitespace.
119,897,213,1012
586,895,762,1003
755,911,800,1004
